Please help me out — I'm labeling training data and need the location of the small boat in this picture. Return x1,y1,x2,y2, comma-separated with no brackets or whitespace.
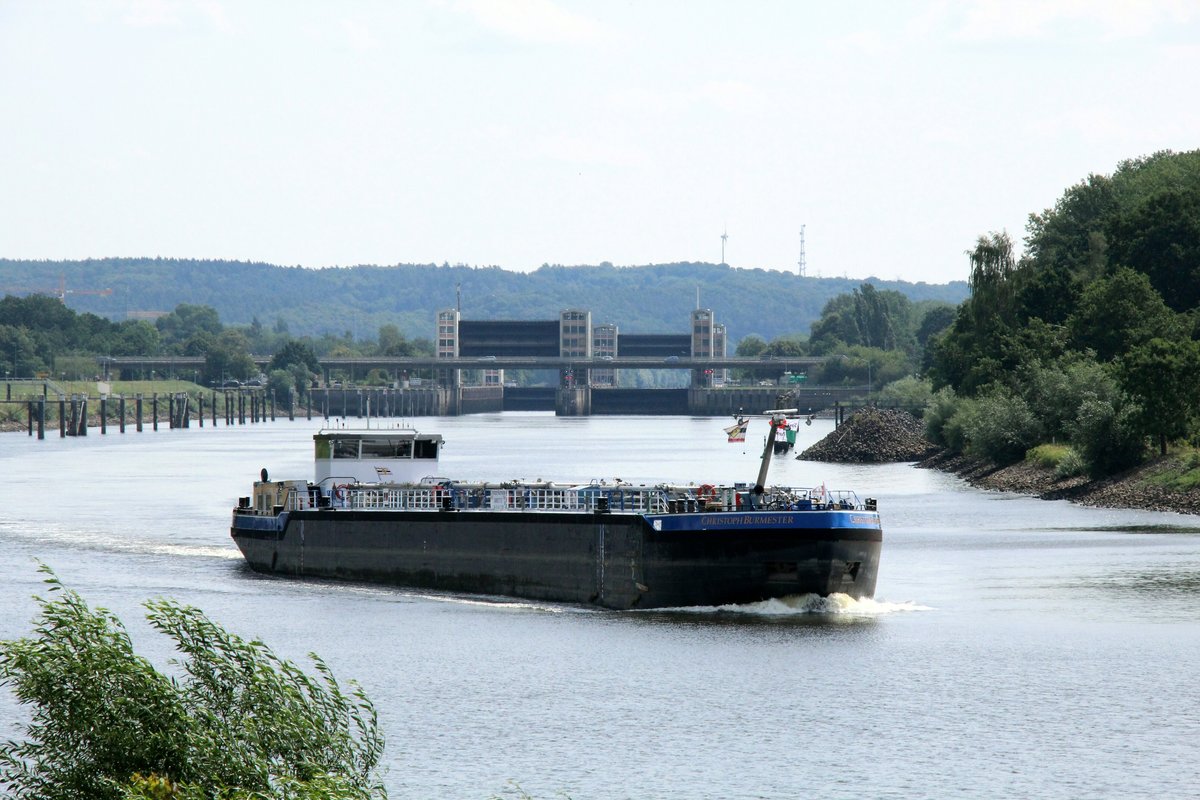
230,412,882,609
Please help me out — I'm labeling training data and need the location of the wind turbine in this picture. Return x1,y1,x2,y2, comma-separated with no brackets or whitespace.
720,228,729,265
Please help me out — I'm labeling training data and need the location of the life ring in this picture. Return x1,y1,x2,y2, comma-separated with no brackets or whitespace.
697,483,717,503
333,484,349,502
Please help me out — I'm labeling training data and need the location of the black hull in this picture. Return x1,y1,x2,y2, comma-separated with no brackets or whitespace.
231,509,882,610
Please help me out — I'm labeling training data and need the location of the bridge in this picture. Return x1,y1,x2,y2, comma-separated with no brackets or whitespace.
97,354,827,378
93,354,862,416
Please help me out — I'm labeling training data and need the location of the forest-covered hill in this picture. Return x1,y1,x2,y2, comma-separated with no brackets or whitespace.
0,259,966,345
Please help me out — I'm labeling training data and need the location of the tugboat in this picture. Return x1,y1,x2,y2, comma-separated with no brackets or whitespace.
230,411,882,609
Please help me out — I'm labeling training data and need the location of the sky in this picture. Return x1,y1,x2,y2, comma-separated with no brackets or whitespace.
2,1,1198,285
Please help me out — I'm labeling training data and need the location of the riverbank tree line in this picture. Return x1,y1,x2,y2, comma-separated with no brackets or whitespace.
915,149,1200,477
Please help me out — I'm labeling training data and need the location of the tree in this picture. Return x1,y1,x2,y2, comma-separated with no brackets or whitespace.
1025,172,1117,277
203,330,256,384
734,334,767,358
966,231,1018,328
914,304,955,351
762,334,807,358
376,324,415,357
269,339,321,374
1107,186,1200,312
1118,337,1200,455
808,283,917,355
267,369,295,406
928,233,1022,395
155,305,222,352
0,324,41,377
112,320,161,356
1067,266,1179,361
0,567,386,800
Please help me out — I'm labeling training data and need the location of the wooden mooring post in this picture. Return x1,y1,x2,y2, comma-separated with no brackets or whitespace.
28,399,46,439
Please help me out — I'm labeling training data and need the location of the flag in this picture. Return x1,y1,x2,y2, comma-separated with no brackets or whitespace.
724,418,748,442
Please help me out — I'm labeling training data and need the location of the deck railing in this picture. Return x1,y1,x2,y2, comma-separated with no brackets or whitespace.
274,479,866,515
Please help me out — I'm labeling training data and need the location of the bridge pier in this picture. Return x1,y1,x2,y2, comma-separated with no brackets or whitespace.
555,386,591,416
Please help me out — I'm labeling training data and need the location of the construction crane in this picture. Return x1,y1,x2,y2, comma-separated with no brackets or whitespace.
0,273,113,302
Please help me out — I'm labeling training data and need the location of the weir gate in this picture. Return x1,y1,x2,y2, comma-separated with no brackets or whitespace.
310,384,862,417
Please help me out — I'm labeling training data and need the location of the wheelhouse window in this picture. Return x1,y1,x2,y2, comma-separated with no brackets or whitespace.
361,439,414,459
414,439,439,459
332,439,360,459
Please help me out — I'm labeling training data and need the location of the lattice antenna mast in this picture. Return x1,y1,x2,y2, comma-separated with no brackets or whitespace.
798,225,807,277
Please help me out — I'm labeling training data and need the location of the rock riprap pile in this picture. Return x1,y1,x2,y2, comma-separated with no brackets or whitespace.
799,408,939,463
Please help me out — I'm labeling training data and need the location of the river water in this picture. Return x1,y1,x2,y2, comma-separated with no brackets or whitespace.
3,413,1200,799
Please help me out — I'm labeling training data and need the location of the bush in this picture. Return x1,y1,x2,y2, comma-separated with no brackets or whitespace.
876,375,933,415
0,567,386,800
1021,356,1119,443
1026,443,1071,469
923,387,962,450
1025,443,1089,480
1070,397,1146,477
961,389,1043,465
1054,448,1088,479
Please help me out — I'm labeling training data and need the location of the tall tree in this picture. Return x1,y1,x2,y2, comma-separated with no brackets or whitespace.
1107,186,1200,312
1118,337,1200,455
1067,266,1179,362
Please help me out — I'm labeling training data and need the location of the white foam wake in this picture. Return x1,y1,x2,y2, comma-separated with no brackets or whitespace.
710,592,933,616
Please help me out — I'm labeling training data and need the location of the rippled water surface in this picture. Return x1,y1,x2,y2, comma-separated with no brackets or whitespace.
3,413,1200,799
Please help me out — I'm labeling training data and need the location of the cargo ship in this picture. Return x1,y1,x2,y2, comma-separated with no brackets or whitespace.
230,412,882,609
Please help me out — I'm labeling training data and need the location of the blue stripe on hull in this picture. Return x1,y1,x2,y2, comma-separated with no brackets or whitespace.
644,509,882,533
